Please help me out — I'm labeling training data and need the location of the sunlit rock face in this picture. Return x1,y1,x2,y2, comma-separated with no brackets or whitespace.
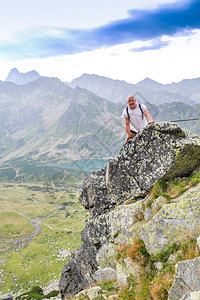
59,123,200,299
168,257,200,300
142,183,200,255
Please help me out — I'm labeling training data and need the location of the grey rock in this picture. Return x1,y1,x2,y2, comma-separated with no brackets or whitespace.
96,243,117,269
168,257,200,300
142,183,200,255
116,258,138,286
151,196,167,210
153,261,163,271
59,243,98,299
144,207,154,221
144,196,167,221
59,201,144,298
0,294,13,300
94,267,117,282
59,123,200,299
79,123,200,217
82,201,144,246
180,291,200,299
167,251,182,264
73,286,103,300
197,236,200,250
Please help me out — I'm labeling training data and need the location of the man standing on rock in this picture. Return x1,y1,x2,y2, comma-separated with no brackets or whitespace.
122,95,154,143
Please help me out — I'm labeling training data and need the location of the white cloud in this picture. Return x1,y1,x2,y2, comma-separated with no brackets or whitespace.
2,29,199,84
0,0,199,84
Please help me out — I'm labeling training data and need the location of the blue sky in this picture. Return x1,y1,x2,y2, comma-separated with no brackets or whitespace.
0,0,200,83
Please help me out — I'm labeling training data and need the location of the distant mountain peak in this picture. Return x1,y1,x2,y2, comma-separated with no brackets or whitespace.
5,68,41,85
136,77,163,90
137,77,162,85
140,77,152,82
10,67,19,73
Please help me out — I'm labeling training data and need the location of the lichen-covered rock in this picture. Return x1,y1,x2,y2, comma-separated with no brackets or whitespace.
81,201,144,249
59,201,144,298
79,123,200,217
94,267,116,283
197,236,200,249
96,243,116,269
59,123,200,299
73,286,103,300
59,201,143,297
116,258,138,286
0,295,13,300
151,196,167,211
141,183,200,255
181,291,200,300
144,207,154,221
144,196,167,221
167,250,182,264
153,261,163,271
59,243,98,299
168,257,200,300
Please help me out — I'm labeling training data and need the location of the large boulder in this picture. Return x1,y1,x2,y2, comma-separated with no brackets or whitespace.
59,242,98,299
168,257,200,300
79,123,200,217
141,183,200,255
59,201,144,298
0,295,13,300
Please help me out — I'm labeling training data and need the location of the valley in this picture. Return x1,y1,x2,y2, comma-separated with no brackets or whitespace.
0,160,99,295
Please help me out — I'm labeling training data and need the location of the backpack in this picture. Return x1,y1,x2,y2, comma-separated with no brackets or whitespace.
126,104,144,119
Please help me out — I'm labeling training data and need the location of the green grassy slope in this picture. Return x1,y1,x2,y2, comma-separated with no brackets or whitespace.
0,161,89,295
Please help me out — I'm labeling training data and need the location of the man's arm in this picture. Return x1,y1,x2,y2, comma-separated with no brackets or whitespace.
125,118,136,143
143,110,154,124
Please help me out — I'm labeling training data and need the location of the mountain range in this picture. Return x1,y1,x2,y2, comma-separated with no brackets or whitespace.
137,76,200,103
69,73,197,105
0,69,199,165
0,76,125,164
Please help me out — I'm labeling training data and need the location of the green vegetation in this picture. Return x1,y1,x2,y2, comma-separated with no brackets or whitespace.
114,239,199,300
0,212,33,239
97,280,117,292
0,160,89,295
0,157,89,183
16,286,59,300
150,167,200,200
1,160,200,297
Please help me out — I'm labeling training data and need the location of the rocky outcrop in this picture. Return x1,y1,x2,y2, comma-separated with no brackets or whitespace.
168,257,200,300
59,123,200,299
59,201,144,298
0,294,13,300
79,122,200,217
142,183,200,254
181,291,200,300
58,242,98,298
73,286,103,300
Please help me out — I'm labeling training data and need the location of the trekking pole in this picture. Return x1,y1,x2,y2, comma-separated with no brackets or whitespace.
169,118,200,123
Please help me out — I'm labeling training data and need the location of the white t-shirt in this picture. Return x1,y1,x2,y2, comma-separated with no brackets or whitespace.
121,104,148,132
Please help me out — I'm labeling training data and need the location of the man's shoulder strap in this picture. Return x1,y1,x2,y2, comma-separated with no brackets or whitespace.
139,104,144,119
126,104,144,119
126,106,130,119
